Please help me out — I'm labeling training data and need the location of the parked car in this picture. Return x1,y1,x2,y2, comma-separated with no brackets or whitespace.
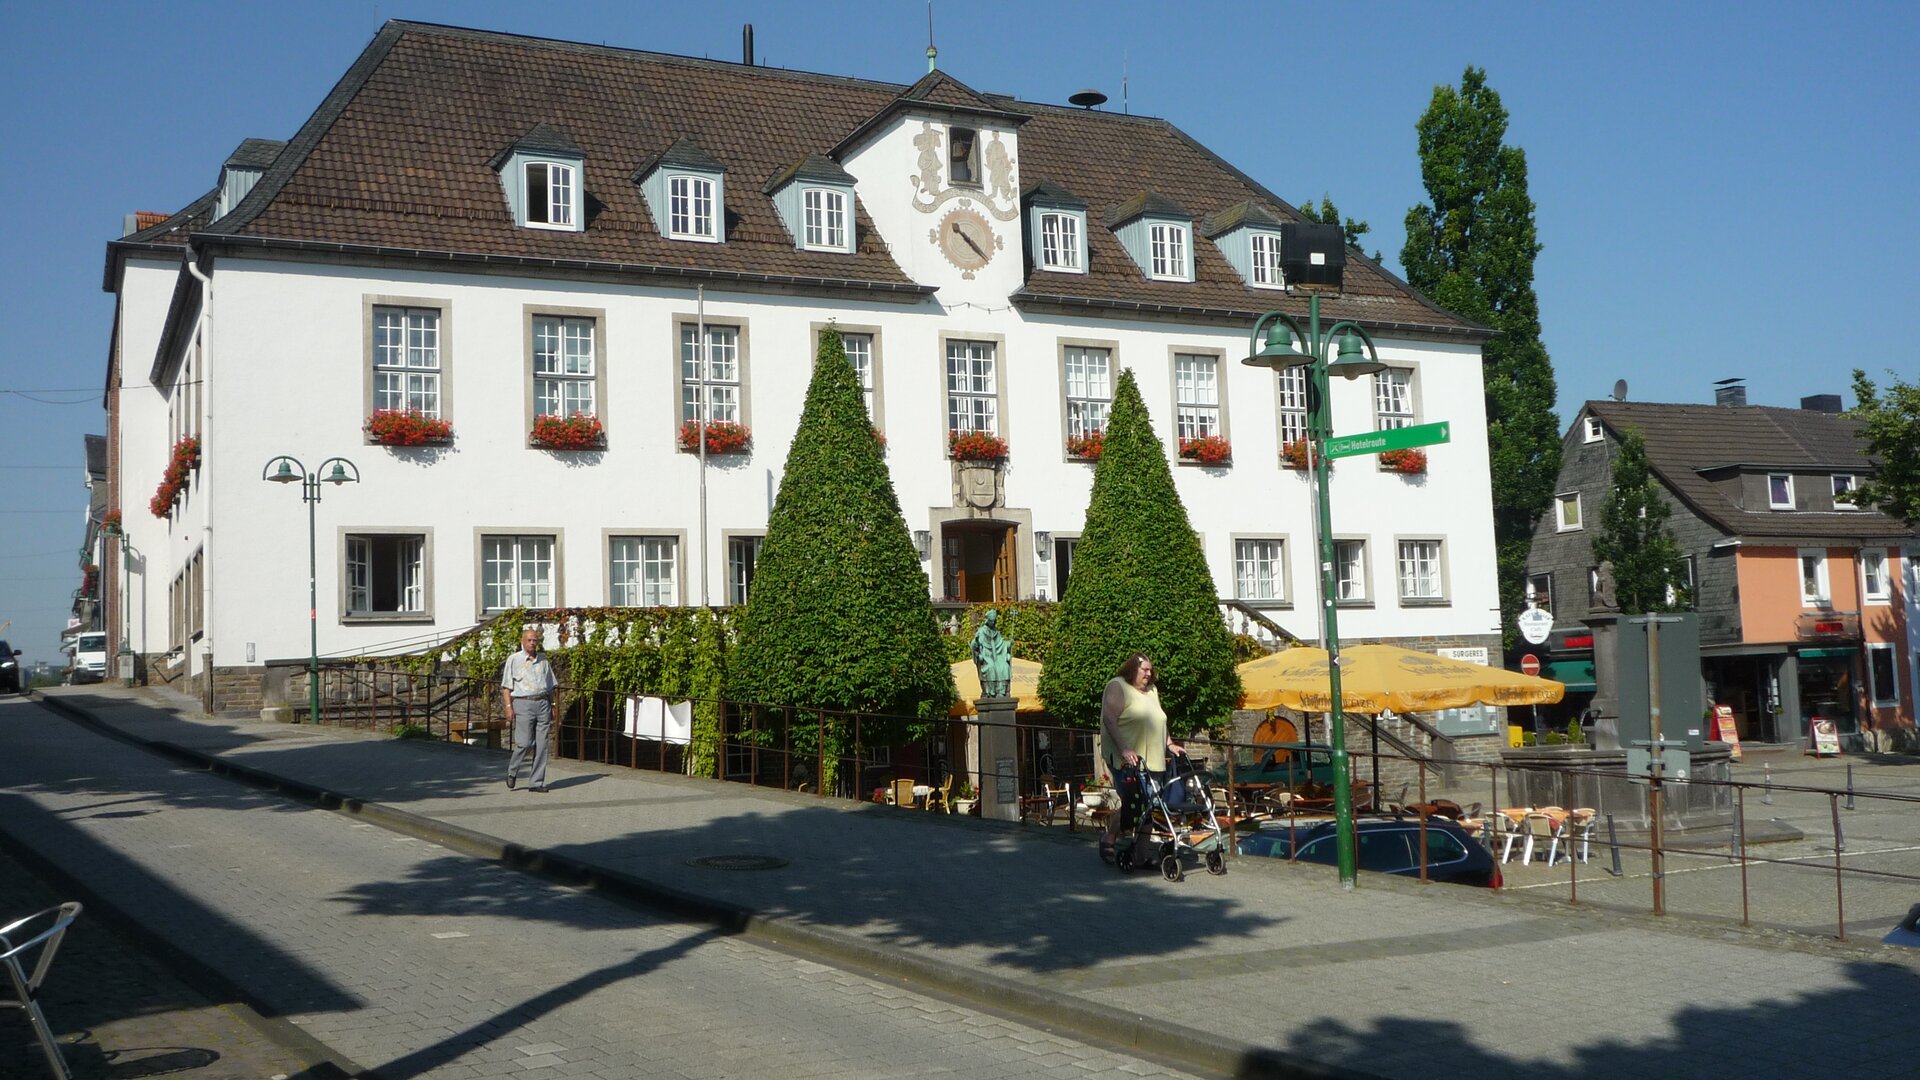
1884,904,1920,947
0,640,21,693
1204,741,1342,789
1237,816,1502,888
70,632,108,684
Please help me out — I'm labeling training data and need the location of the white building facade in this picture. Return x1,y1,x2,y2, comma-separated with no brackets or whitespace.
102,22,1500,712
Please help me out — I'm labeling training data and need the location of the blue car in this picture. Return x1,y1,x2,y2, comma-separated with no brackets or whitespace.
1237,816,1501,888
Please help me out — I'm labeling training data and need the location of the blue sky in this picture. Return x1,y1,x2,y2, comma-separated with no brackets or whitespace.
1,1,1915,666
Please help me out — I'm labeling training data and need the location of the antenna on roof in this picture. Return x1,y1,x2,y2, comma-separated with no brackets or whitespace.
1069,89,1108,109
1611,379,1628,402
926,1,938,73
1122,50,1130,115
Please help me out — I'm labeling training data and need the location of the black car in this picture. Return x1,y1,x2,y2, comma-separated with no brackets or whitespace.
0,640,21,693
1237,816,1501,888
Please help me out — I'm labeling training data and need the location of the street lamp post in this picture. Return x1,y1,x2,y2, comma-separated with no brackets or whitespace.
1241,224,1385,888
262,455,359,724
99,518,135,683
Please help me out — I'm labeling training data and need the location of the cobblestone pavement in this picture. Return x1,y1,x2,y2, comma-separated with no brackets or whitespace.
14,688,1920,1080
0,841,328,1080
0,694,1201,1080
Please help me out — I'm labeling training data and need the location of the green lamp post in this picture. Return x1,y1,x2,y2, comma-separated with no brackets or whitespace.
1241,225,1385,888
263,455,359,724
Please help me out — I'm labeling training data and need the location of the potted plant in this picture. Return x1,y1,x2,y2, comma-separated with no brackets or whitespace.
1178,434,1233,466
949,430,1008,462
366,408,453,447
677,419,752,454
952,780,979,815
101,509,123,535
1066,429,1104,461
530,413,606,451
150,435,200,517
1280,439,1312,470
1380,447,1427,474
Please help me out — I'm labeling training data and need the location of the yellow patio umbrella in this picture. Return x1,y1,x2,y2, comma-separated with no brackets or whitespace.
1238,644,1565,713
948,656,1046,716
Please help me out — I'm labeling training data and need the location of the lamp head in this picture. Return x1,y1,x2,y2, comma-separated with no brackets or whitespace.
323,462,354,486
1326,329,1386,380
1241,322,1314,370
268,460,300,484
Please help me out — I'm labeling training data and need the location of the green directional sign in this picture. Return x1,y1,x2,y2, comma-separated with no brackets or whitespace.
1324,420,1452,460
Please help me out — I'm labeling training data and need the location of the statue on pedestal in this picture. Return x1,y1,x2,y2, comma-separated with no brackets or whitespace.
971,610,1012,698
1592,561,1619,613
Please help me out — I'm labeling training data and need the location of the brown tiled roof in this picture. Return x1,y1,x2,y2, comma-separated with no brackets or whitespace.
195,21,1478,333
1585,400,1916,544
132,210,172,232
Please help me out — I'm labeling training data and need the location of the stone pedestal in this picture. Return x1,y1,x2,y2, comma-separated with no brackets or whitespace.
1584,612,1622,750
972,696,1021,822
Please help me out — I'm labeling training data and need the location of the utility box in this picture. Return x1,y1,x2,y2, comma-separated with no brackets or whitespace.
1279,222,1346,289
1616,613,1704,750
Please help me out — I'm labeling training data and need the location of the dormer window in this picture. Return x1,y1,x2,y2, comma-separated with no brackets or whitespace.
1149,222,1189,280
949,126,978,185
668,174,717,241
525,161,576,229
1249,232,1283,287
803,188,846,249
1038,212,1081,272
1024,181,1089,276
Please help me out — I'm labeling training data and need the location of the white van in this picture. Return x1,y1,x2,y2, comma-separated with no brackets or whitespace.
72,632,108,684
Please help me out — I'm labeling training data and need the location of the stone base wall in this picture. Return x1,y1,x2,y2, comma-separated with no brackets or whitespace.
210,666,268,716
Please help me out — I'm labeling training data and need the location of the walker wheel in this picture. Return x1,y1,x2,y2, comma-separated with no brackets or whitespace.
1206,851,1227,876
1161,855,1183,882
1114,844,1135,873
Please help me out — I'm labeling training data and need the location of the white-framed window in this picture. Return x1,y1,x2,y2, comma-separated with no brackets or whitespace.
372,306,441,415
668,174,717,240
1526,572,1553,612
948,126,977,185
1861,548,1891,603
1832,474,1859,509
532,315,596,418
1234,539,1286,602
609,536,678,607
1583,415,1604,443
481,534,554,611
523,161,575,228
1063,346,1112,440
1335,540,1368,603
727,535,762,605
346,534,425,617
1868,643,1902,707
1276,366,1309,448
1375,368,1415,430
1174,353,1220,440
1052,536,1080,599
1799,549,1830,606
1669,555,1696,608
843,332,876,419
1038,211,1082,272
1149,222,1188,280
1556,493,1583,532
680,324,740,423
946,339,998,435
802,187,846,250
1397,539,1445,601
1769,473,1795,509
1250,231,1283,287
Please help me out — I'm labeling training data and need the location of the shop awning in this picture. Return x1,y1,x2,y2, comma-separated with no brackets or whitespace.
1799,647,1857,659
1546,659,1596,692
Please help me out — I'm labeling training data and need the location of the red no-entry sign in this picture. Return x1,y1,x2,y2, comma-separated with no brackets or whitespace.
1520,654,1541,677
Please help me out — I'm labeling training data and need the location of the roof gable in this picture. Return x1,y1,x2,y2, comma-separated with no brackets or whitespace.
631,135,726,182
489,122,584,169
1105,191,1190,229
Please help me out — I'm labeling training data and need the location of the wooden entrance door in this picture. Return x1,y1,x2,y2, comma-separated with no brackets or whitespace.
943,523,1016,601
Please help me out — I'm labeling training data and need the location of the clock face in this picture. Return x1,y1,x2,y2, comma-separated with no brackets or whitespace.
936,206,998,275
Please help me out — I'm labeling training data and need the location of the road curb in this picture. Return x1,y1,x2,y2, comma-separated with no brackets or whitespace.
34,691,1376,1080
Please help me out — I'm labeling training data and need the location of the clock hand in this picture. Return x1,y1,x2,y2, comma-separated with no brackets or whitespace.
953,223,988,258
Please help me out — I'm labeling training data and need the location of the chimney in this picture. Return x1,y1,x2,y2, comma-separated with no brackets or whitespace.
1713,378,1747,407
1800,394,1843,414
742,23,754,65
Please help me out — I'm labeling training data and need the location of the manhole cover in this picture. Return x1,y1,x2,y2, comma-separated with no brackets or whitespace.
687,854,789,871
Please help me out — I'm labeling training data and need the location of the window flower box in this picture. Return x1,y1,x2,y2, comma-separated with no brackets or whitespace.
949,430,1008,462
1178,434,1232,466
1066,430,1104,461
677,419,751,454
366,408,453,447
149,435,200,518
101,509,123,535
1380,447,1427,475
1280,439,1312,470
530,413,606,451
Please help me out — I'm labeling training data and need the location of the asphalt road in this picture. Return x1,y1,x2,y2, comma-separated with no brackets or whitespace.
0,694,1204,1079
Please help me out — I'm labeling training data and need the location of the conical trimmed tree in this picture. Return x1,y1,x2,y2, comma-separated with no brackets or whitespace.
730,327,955,725
1039,368,1241,732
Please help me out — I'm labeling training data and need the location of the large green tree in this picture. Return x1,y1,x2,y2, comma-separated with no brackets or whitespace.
730,327,954,723
1039,369,1241,732
1590,429,1688,614
1848,369,1920,524
1401,66,1561,646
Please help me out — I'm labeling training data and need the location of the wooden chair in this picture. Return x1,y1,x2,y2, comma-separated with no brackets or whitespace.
1523,807,1569,866
1496,808,1532,863
924,774,953,814
1020,774,1070,824
891,778,917,808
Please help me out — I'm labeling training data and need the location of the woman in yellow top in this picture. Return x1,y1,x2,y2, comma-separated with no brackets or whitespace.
1098,653,1185,863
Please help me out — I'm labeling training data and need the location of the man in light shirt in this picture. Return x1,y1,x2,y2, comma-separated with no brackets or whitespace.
501,627,557,792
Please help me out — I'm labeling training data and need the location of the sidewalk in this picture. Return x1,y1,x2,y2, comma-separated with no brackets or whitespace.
32,687,1920,1080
